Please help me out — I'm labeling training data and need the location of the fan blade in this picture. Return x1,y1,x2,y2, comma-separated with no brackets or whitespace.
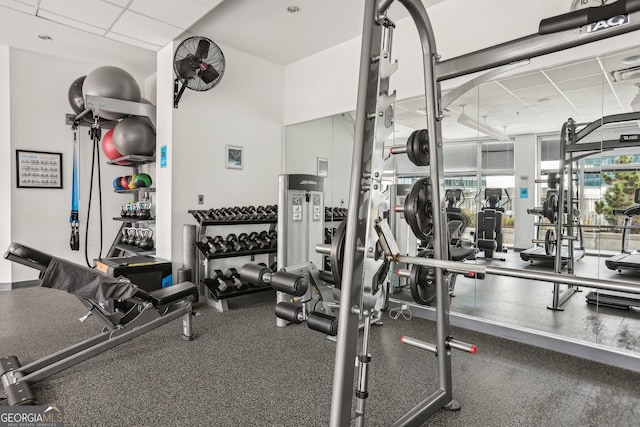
176,56,199,79
200,64,220,84
195,39,210,61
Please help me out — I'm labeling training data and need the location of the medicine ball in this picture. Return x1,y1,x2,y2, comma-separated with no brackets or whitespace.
113,177,124,191
83,66,141,120
120,175,132,190
113,116,156,156
127,174,138,190
133,173,152,188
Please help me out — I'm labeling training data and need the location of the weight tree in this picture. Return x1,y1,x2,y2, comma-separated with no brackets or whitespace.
331,1,640,426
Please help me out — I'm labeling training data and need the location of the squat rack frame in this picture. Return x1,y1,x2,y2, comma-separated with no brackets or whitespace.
333,0,640,426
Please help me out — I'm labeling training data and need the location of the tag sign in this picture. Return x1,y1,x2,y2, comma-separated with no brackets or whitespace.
620,134,640,142
583,15,629,34
519,187,529,199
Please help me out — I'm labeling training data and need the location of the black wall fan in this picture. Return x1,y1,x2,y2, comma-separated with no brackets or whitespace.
173,36,225,108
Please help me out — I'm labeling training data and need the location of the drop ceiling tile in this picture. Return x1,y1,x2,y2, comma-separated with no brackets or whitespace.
554,74,606,92
130,0,211,29
111,10,183,46
511,84,559,101
498,72,548,91
37,10,105,35
106,31,161,50
395,96,426,112
0,0,35,13
193,0,224,6
39,0,122,29
104,0,130,6
478,81,507,96
601,48,640,73
544,59,602,82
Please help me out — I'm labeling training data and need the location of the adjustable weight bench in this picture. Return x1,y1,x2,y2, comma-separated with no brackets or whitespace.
1,242,198,406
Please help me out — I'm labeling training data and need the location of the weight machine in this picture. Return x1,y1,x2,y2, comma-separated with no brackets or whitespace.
475,188,510,260
327,1,640,426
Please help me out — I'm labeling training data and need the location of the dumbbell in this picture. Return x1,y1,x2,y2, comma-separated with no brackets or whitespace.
226,234,244,252
259,231,277,249
224,268,246,290
210,269,233,293
212,235,232,253
249,231,269,249
202,236,221,255
238,233,257,251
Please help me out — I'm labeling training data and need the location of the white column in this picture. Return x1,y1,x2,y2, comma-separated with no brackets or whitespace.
513,133,538,251
154,42,174,261
0,46,12,284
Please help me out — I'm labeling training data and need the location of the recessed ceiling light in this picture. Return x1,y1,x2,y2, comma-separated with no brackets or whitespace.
622,55,640,65
538,97,552,103
38,34,53,41
287,6,300,13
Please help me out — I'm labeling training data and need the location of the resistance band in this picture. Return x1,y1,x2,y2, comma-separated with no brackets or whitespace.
69,124,80,251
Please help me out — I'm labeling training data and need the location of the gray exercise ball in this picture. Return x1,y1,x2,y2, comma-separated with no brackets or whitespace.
83,66,141,120
113,116,156,156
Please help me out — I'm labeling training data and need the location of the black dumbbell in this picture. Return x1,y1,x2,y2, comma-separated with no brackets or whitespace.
249,231,269,249
224,268,246,290
238,233,256,251
211,269,233,293
212,235,232,253
225,234,242,251
202,236,223,255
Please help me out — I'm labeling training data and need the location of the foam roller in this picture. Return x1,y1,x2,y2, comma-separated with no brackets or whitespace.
270,271,308,296
275,302,303,324
307,311,338,336
240,263,271,286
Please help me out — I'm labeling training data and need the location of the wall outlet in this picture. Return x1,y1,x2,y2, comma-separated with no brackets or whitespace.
198,194,204,205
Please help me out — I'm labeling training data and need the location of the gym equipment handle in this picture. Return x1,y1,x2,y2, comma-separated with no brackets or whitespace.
539,0,640,35
447,338,477,355
389,145,408,155
400,336,437,354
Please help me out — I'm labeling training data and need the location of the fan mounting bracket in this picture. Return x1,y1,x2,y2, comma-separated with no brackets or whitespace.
173,78,188,109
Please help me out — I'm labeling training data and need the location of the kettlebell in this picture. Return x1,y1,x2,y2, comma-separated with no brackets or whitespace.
137,201,151,220
134,228,143,247
139,229,154,251
126,228,137,245
121,227,130,244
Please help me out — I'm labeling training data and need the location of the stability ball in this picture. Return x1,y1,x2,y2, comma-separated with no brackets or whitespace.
113,116,156,156
83,66,141,120
101,129,130,165
68,75,109,124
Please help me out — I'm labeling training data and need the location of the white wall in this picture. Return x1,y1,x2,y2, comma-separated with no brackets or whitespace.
0,46,11,284
157,42,285,274
284,0,640,125
8,48,150,281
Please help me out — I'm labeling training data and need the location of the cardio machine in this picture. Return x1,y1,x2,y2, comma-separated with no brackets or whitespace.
475,188,509,260
586,189,640,309
1,243,198,406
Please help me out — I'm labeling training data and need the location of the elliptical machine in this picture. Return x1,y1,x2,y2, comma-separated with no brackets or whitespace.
475,188,509,260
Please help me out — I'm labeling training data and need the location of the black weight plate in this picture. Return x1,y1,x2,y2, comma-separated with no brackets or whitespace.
544,192,558,223
406,129,429,167
547,172,558,190
544,228,556,256
404,177,433,241
329,221,347,289
409,264,436,305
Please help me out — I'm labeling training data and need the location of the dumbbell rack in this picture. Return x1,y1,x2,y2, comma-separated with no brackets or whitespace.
189,207,277,312
107,154,156,258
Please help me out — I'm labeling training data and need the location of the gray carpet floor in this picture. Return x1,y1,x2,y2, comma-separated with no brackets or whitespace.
1,286,640,426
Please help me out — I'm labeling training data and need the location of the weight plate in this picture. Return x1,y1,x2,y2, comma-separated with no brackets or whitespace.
544,228,556,256
544,192,558,223
406,129,429,167
547,172,558,190
329,221,346,289
409,263,436,305
403,177,433,241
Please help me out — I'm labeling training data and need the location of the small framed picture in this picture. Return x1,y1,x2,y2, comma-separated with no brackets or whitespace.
317,157,328,177
226,145,243,169
16,150,63,189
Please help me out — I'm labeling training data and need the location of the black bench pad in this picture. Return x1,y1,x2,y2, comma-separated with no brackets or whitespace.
149,282,197,306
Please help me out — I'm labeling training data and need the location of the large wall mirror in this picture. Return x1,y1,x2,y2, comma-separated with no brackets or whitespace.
284,43,640,367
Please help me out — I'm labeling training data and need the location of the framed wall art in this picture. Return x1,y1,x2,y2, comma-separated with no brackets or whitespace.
16,150,63,189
